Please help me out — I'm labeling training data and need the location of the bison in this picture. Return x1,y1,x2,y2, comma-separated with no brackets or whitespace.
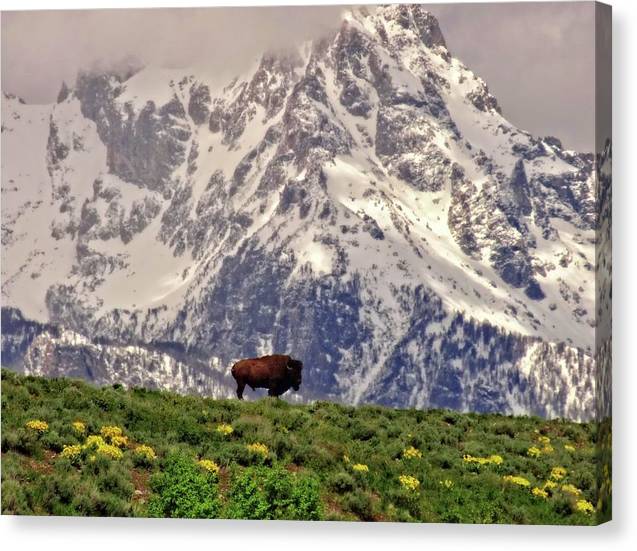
230,354,303,399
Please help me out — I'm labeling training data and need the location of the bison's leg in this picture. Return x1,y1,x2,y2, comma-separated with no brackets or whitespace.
236,380,246,400
268,382,281,397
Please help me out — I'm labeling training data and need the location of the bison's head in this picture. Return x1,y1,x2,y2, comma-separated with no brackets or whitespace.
286,358,303,391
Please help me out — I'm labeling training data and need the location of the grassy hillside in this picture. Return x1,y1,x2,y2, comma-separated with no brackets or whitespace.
1,369,610,524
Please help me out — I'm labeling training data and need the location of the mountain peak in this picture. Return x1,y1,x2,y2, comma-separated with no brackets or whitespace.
372,4,447,50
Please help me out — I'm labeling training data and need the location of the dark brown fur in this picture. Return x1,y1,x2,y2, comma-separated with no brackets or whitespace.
230,354,303,399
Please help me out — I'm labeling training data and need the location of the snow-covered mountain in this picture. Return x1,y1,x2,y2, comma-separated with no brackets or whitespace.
1,5,609,420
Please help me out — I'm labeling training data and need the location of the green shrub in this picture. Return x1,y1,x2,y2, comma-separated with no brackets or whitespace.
225,466,322,520
41,429,65,453
492,420,517,438
341,489,377,521
429,450,457,470
96,463,134,501
232,416,271,439
328,472,356,493
224,467,271,519
350,422,377,441
291,443,333,471
175,420,204,446
62,386,87,409
147,453,221,518
2,478,31,515
4,427,41,457
90,491,132,517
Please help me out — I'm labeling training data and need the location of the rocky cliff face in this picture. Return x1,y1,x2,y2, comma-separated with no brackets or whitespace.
1,5,608,420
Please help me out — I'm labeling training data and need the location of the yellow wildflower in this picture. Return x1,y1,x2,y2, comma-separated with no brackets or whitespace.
25,420,48,433
564,444,576,452
561,484,582,497
352,463,369,473
503,475,531,487
111,435,129,448
537,435,551,445
60,444,83,460
134,445,157,461
84,435,106,449
96,443,123,460
402,446,422,459
100,425,123,441
198,459,220,475
439,479,454,489
72,421,86,434
399,475,420,491
343,454,350,463
575,499,595,514
550,466,567,481
246,442,269,457
532,487,548,499
541,444,554,454
527,446,542,458
463,454,503,466
543,480,558,490
216,423,234,436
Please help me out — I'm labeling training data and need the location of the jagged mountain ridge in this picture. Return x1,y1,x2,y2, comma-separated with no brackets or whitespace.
1,5,601,419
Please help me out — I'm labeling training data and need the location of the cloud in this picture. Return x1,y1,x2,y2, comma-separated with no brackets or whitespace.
1,2,596,151
1,5,347,102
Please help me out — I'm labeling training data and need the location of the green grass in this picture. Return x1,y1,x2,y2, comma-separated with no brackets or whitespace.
0,369,610,524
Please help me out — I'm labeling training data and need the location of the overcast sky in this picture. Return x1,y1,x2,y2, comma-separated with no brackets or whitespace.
1,2,596,151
